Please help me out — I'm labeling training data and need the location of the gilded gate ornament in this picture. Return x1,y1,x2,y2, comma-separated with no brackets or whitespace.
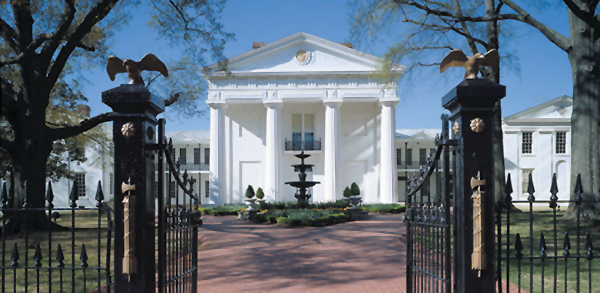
471,172,487,275
439,49,499,79
470,118,485,133
122,178,137,278
453,122,460,135
121,123,135,137
106,54,168,85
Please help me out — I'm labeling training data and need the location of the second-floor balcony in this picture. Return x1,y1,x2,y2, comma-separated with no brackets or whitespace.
158,162,210,172
284,138,322,151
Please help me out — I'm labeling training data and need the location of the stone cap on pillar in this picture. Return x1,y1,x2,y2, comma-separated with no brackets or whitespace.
442,79,505,111
102,84,165,116
206,100,227,109
263,99,283,109
379,97,400,107
323,98,343,108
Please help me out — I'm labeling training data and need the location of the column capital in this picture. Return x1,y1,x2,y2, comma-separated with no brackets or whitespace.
379,97,400,107
263,99,283,109
206,100,227,109
323,98,343,108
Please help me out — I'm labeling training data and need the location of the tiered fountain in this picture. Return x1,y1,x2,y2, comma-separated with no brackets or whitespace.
285,151,320,208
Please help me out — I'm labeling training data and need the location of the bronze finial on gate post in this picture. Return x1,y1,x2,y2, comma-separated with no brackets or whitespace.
442,78,505,293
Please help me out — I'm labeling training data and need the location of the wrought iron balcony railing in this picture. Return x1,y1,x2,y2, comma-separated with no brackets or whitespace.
284,138,322,151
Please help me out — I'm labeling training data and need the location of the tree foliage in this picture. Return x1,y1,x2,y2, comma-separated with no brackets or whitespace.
351,0,600,219
0,0,233,231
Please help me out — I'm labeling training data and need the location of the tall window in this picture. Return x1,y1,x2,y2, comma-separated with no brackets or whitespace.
170,181,176,198
396,149,402,165
204,148,210,165
179,148,187,164
419,148,427,165
406,149,413,166
109,173,114,195
556,132,566,154
205,181,209,198
522,132,533,154
194,147,201,164
75,173,86,198
522,169,533,194
292,113,315,150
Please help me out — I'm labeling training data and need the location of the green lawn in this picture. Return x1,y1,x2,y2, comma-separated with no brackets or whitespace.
499,209,600,293
411,209,599,293
0,210,113,293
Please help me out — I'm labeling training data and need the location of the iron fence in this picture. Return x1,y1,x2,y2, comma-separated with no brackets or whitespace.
0,181,113,293
496,173,599,293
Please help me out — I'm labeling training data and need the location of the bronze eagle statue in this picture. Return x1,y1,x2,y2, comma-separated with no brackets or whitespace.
440,49,499,79
106,54,168,85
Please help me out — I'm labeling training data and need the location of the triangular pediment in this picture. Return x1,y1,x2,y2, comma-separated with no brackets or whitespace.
203,32,404,76
504,95,572,122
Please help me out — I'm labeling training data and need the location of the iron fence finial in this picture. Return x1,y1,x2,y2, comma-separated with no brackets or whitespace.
526,172,535,202
515,233,523,259
80,244,89,268
69,180,78,208
45,181,54,208
95,180,105,207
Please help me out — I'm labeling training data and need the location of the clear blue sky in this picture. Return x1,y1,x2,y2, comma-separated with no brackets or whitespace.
81,0,573,131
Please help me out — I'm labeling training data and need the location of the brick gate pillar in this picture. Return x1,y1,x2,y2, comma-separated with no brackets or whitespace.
442,79,505,293
103,84,164,292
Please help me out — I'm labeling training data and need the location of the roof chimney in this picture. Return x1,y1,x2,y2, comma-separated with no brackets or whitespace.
76,105,90,117
252,42,265,50
340,43,353,49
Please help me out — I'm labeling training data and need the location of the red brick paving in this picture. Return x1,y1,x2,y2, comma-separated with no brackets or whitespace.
197,214,407,293
196,214,523,293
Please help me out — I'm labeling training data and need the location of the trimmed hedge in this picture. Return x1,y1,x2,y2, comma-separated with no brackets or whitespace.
256,209,352,227
199,205,246,216
362,204,406,214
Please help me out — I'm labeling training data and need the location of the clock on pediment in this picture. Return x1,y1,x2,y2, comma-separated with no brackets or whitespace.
295,49,314,65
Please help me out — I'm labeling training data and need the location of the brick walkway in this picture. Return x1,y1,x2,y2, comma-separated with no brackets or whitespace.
197,214,407,293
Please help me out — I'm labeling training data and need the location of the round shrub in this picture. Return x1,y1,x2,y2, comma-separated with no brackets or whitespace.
256,187,264,199
350,182,360,196
343,186,352,198
245,185,255,199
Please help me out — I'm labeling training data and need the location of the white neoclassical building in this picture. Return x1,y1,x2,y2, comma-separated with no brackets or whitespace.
202,32,404,205
502,95,573,202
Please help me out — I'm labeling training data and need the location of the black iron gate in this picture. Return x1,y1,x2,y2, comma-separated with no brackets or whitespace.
405,115,454,293
155,119,201,293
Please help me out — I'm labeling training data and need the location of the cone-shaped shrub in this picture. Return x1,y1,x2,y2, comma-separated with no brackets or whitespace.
245,185,255,198
350,182,360,196
256,187,264,199
343,186,352,198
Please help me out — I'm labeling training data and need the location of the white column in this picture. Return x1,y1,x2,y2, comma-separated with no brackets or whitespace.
380,98,399,203
264,100,283,202
207,101,226,205
323,99,343,202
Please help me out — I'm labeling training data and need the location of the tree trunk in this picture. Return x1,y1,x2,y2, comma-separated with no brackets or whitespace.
564,8,600,220
485,0,520,212
2,91,67,234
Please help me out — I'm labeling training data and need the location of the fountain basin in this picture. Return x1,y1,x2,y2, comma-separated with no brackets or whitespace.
285,181,320,188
